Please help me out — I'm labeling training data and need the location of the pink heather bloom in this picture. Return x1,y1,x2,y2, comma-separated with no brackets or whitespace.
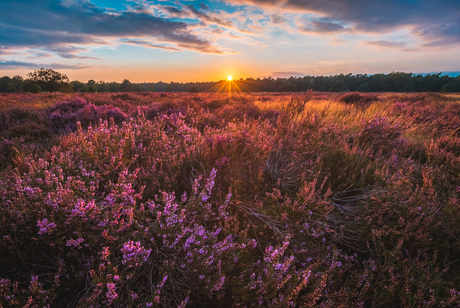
101,247,110,260
37,218,56,235
212,276,225,291
121,241,151,266
66,238,84,248
107,282,118,304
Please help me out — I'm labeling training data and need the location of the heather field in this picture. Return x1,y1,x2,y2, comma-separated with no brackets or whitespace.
2,91,460,307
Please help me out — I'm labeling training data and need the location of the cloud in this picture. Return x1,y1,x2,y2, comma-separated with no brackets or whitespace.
187,4,233,28
0,47,16,55
364,40,416,51
268,71,306,78
28,51,54,58
226,0,460,47
161,5,190,17
44,45,100,59
211,29,225,35
300,19,347,34
199,3,210,11
121,39,181,51
270,14,287,25
0,0,226,54
0,60,89,70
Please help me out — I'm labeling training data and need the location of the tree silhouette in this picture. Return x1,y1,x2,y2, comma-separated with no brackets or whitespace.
27,68,71,93
120,79,132,92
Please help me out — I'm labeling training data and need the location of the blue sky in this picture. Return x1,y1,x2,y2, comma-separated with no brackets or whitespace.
0,0,459,82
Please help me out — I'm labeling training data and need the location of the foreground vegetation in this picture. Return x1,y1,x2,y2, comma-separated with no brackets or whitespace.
1,91,460,307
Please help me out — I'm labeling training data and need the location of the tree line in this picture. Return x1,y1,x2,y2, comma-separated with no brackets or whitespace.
1,68,459,93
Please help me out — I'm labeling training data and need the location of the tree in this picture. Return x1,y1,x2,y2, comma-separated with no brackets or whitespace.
30,84,42,93
276,81,297,92
11,76,24,92
441,81,460,93
97,81,110,92
330,81,349,92
120,79,132,92
0,76,12,92
27,68,71,92
71,81,88,92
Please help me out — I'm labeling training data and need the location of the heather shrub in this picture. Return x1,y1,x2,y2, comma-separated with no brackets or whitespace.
0,139,18,169
1,92,460,307
110,93,138,101
47,97,87,114
203,99,226,111
0,106,48,133
2,123,51,141
282,91,313,117
354,116,402,156
0,107,50,143
339,92,362,104
339,92,379,106
214,102,264,122
48,98,127,133
260,109,281,126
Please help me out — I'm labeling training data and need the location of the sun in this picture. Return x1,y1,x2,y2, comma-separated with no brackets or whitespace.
227,75,233,81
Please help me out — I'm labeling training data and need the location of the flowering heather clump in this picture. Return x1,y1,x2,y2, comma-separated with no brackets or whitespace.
1,92,460,307
48,98,127,133
355,116,402,156
339,92,379,107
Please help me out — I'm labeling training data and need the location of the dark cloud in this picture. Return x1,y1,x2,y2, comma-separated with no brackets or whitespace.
227,0,460,46
121,39,181,51
199,3,210,11
364,40,416,51
162,5,188,16
0,60,89,70
44,46,100,59
0,24,97,47
211,29,225,35
269,71,306,78
28,51,54,58
0,0,224,54
187,4,233,28
300,20,346,34
270,14,287,24
0,47,15,55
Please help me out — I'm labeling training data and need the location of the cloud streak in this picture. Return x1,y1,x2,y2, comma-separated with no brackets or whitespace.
187,4,233,28
364,40,416,52
0,60,89,70
121,39,181,51
299,19,347,34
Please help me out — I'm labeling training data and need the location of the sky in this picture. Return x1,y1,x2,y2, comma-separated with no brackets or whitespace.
0,0,460,83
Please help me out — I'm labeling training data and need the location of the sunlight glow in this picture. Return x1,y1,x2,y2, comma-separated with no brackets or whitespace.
228,75,233,81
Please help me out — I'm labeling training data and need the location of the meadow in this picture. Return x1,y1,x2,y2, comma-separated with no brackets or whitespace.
1,91,460,307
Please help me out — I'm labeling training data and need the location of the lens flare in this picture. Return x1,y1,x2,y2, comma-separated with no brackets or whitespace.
228,76,232,81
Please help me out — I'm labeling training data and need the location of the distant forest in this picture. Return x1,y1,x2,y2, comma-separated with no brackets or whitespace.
1,70,459,93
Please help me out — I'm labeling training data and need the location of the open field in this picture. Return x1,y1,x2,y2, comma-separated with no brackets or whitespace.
1,91,460,307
